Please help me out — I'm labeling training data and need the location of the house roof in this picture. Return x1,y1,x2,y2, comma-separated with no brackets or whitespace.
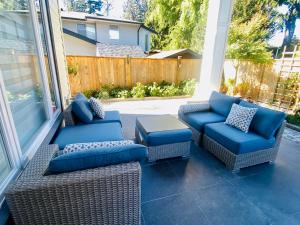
96,43,146,57
61,11,156,34
63,28,97,44
147,49,201,59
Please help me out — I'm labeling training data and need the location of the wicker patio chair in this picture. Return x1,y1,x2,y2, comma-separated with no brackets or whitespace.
5,144,141,225
202,121,286,172
178,102,210,145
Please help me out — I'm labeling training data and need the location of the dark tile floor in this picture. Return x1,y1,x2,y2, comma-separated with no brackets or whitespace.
121,114,300,225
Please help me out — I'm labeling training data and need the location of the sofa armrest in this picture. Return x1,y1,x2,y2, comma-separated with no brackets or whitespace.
63,104,76,126
6,145,141,225
274,120,286,149
178,102,210,117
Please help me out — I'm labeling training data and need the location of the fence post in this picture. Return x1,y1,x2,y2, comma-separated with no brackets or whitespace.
125,55,132,87
176,56,182,84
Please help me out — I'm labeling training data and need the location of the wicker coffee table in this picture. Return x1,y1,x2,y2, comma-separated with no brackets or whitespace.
135,115,192,162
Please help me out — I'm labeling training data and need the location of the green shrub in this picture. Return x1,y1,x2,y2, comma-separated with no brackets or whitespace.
110,86,124,98
148,82,162,96
159,80,172,88
286,109,300,126
161,84,180,97
179,79,196,96
117,90,131,98
68,64,78,76
83,89,98,98
82,79,196,99
131,82,146,98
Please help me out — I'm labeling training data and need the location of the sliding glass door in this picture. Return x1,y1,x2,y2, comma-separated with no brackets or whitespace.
0,133,10,185
0,2,49,152
0,0,62,197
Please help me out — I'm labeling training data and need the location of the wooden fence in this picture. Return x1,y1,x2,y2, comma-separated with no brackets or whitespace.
66,55,299,110
67,56,201,95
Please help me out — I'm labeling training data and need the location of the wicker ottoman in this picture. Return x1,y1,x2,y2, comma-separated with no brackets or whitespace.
135,115,192,162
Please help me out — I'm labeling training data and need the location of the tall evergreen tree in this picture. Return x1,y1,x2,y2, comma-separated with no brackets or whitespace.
276,0,300,47
123,0,148,22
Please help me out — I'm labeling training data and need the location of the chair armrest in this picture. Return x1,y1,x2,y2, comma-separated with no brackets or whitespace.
274,120,286,148
6,145,141,225
178,102,210,116
63,104,76,126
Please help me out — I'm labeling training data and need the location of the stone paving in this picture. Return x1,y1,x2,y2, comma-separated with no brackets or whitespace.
283,127,300,144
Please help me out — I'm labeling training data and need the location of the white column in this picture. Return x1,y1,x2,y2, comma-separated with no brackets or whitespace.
193,0,234,100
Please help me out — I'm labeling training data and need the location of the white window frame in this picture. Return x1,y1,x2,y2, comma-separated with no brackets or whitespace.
0,0,62,202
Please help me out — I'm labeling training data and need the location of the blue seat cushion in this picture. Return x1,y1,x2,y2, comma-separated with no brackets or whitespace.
90,110,122,125
72,99,93,123
48,144,148,174
181,111,226,132
54,123,123,149
209,91,240,117
204,122,275,154
136,122,192,146
239,101,285,139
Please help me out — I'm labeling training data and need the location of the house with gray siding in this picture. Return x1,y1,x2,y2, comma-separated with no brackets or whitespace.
61,11,155,57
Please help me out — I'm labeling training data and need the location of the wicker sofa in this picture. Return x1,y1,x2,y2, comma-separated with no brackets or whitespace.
6,95,147,225
179,91,286,172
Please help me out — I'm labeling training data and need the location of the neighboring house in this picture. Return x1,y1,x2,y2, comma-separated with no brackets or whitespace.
148,49,201,59
61,11,155,57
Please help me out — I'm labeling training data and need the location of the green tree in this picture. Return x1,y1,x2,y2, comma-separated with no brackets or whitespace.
145,0,208,52
226,0,277,87
276,0,300,47
123,0,148,22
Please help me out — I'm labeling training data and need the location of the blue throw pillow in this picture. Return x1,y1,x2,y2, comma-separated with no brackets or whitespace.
72,100,93,123
48,144,148,174
209,91,240,117
239,100,285,139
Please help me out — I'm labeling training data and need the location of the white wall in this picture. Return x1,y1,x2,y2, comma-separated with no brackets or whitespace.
138,27,151,52
96,21,139,45
48,0,71,108
62,19,152,51
63,34,96,56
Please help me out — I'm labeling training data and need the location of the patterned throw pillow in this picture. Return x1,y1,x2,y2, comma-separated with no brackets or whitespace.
62,140,135,154
225,103,257,133
89,97,105,119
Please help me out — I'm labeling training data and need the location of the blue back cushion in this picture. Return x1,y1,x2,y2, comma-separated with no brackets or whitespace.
72,99,93,123
75,92,88,101
239,101,285,139
209,91,240,117
48,144,148,173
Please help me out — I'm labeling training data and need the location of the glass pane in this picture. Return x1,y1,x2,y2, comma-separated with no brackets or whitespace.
0,1,49,152
77,24,86,36
109,25,119,40
86,24,96,40
35,0,58,113
0,133,11,185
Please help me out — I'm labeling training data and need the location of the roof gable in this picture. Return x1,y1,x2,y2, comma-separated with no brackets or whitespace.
63,28,97,45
